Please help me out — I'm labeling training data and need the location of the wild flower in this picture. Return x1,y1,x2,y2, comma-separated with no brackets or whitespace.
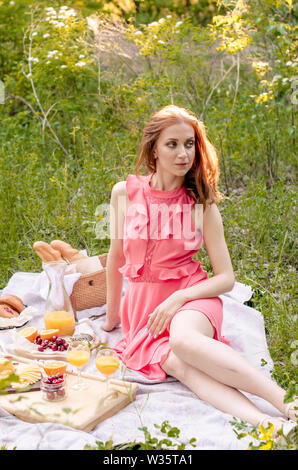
47,50,59,58
75,61,86,67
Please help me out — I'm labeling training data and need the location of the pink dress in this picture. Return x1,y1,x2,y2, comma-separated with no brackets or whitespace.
113,173,230,380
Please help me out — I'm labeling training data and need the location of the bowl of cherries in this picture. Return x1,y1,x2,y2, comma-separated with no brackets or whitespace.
41,373,67,401
35,335,69,352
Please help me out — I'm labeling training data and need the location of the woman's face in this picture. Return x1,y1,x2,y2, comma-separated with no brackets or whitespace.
154,121,196,177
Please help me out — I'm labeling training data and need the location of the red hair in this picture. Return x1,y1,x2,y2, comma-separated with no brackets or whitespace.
134,105,224,211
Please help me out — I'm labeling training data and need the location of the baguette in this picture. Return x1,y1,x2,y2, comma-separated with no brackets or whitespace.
50,240,87,263
33,241,63,262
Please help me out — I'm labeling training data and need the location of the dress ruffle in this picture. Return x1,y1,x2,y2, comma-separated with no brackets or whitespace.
150,261,202,280
121,174,202,281
118,262,145,278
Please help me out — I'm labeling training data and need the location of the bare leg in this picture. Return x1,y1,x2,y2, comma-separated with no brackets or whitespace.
167,310,289,417
161,350,269,426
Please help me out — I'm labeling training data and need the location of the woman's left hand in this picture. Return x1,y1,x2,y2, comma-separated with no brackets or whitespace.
146,291,185,338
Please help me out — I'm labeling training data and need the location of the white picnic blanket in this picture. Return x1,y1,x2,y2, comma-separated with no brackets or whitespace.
0,269,283,450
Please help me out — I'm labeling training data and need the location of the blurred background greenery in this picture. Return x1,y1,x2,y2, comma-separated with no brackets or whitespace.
0,0,297,392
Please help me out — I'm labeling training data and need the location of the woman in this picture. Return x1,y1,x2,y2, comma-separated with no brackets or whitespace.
102,105,297,438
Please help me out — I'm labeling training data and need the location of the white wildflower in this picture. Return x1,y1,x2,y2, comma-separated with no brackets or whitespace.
166,15,172,19
59,8,76,17
175,21,183,28
272,74,282,82
282,78,289,84
43,33,50,38
46,61,51,64
32,32,38,37
75,61,86,67
286,61,293,66
28,57,39,63
79,54,85,58
148,21,158,27
135,31,142,35
9,1,15,4
47,50,59,58
60,65,67,69
158,18,165,24
158,40,165,45
54,22,66,28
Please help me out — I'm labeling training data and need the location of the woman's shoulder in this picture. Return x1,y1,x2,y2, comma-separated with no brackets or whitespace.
112,180,127,196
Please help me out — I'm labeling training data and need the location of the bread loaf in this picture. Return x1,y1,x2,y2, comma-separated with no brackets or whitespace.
0,294,25,318
33,241,63,262
50,240,87,263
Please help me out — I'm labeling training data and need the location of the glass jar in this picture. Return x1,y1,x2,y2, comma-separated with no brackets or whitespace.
41,376,67,402
42,261,76,336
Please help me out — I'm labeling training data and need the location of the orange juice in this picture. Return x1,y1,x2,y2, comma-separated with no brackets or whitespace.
67,350,90,368
95,356,120,376
44,311,75,337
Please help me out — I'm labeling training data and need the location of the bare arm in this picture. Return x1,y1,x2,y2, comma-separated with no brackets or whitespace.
102,181,127,331
179,202,235,303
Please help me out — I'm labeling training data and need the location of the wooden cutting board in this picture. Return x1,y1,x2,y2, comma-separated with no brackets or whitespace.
0,355,138,432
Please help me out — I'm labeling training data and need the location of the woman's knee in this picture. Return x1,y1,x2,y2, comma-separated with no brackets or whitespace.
169,315,209,357
161,350,186,381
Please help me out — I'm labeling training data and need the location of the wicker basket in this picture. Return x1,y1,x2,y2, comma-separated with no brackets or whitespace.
70,253,107,319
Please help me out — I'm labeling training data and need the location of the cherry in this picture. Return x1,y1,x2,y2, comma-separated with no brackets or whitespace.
38,346,45,352
52,336,57,341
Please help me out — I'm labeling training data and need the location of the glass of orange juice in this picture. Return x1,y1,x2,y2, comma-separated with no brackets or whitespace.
67,341,90,390
95,348,120,394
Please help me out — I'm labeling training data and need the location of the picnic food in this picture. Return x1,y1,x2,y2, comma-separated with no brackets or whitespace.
41,373,66,401
0,305,19,318
33,241,63,262
43,361,67,376
18,327,38,343
0,358,15,378
10,363,41,389
50,240,87,263
0,294,25,318
35,334,69,352
39,329,60,340
44,310,75,336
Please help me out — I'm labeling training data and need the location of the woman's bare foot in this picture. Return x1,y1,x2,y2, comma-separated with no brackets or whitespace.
283,399,298,421
258,415,297,440
101,319,120,332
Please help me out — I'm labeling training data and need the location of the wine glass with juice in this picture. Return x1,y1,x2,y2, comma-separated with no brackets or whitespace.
67,341,90,390
95,348,120,394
